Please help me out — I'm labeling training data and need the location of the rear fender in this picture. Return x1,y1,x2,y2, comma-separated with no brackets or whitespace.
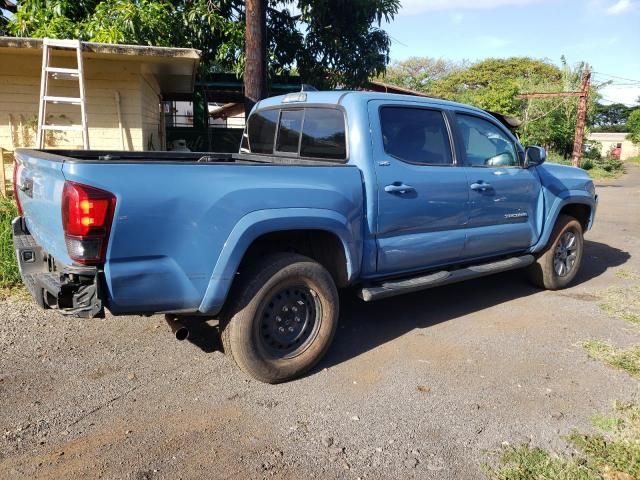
198,208,361,315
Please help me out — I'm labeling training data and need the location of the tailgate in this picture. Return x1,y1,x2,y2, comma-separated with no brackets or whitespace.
14,149,74,265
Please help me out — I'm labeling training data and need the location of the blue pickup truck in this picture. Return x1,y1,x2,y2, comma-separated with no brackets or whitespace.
12,91,597,383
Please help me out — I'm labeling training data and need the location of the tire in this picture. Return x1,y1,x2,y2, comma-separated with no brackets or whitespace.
527,214,584,290
220,253,339,383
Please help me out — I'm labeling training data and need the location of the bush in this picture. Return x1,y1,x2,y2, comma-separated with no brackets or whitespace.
583,140,602,160
0,196,20,288
546,151,572,166
595,157,624,173
580,158,594,170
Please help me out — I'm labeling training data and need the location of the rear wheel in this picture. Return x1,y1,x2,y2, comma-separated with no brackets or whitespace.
527,214,584,290
220,253,339,383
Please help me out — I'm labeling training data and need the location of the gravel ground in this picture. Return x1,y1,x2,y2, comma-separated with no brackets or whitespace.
1,165,639,480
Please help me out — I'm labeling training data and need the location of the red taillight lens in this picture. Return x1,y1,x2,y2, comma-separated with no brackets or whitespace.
13,162,23,215
61,181,116,265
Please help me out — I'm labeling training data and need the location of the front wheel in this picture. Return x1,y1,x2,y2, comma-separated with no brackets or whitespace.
220,253,339,383
527,214,584,290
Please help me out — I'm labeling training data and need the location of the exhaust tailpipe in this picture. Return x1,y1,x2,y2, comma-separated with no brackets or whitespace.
165,314,189,341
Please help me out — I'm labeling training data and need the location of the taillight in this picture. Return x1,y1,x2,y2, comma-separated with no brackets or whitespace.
13,162,23,215
61,181,116,265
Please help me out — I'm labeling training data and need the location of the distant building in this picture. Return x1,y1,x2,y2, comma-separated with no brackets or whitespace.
588,132,640,161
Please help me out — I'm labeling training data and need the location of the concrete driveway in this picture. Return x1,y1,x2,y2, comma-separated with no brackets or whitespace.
1,165,639,479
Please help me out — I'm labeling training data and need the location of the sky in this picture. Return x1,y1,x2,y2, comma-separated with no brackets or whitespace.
383,0,640,106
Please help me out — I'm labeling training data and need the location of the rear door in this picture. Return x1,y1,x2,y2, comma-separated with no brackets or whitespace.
451,111,541,259
369,102,469,275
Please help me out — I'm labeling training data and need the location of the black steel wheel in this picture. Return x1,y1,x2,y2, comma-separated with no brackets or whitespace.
257,285,322,358
220,253,339,383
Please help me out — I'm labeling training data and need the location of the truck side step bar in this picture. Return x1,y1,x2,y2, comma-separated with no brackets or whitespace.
358,254,535,302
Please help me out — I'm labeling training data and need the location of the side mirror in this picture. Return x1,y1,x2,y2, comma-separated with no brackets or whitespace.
525,146,546,168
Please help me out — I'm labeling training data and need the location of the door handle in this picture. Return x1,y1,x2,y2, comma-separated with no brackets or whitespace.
385,183,415,194
470,182,492,192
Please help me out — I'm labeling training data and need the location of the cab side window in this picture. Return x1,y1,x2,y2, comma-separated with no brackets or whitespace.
380,107,453,165
456,114,519,167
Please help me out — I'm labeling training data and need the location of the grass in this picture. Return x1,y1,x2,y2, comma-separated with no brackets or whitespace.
0,196,21,291
625,155,640,166
545,152,625,180
487,403,640,480
587,166,625,181
615,269,640,281
598,285,640,326
582,340,640,378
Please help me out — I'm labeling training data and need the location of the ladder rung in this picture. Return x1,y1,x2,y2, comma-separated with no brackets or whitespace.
43,96,82,105
46,67,80,80
40,125,84,131
43,38,81,49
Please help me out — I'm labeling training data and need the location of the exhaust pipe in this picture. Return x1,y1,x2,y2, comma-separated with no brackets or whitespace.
165,314,189,341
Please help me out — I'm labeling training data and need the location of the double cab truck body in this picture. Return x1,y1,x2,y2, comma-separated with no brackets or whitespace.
13,91,597,382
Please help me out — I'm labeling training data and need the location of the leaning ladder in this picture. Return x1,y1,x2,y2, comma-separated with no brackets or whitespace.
36,38,90,149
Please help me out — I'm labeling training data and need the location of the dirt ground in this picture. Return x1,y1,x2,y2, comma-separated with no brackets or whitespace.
1,165,639,480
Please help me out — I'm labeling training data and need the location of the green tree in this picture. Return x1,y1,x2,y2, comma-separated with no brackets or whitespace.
425,57,563,117
3,0,400,89
593,103,633,132
381,56,464,92
627,109,640,145
429,57,562,100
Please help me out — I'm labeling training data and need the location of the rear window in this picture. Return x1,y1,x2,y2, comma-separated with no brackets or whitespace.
243,107,347,161
245,109,278,154
301,108,346,160
276,109,304,153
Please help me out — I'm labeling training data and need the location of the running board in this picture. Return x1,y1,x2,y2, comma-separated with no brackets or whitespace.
358,255,534,302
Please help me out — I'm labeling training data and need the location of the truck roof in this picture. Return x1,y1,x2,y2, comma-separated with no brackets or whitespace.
254,90,487,115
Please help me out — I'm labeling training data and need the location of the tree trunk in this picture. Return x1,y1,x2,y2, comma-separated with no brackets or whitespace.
244,0,268,117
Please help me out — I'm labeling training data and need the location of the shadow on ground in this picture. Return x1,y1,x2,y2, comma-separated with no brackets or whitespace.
181,240,630,371
319,239,630,371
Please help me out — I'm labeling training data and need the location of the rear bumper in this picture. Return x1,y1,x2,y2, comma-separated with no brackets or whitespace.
12,217,105,318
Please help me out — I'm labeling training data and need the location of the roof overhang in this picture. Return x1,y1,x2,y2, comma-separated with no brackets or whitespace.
0,36,201,95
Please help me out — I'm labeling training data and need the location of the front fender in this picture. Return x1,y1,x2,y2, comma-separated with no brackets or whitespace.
530,190,597,253
198,208,361,315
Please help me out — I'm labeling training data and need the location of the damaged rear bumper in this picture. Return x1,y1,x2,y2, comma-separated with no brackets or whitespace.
12,217,104,318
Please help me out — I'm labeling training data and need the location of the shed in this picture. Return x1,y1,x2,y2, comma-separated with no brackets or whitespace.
587,132,640,160
0,37,200,152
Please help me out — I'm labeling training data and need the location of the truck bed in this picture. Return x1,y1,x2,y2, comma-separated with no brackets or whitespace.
13,148,364,317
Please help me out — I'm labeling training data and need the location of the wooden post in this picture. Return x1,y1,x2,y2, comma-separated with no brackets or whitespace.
571,64,591,167
244,0,268,116
0,148,6,197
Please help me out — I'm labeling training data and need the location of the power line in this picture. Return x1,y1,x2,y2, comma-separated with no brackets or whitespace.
593,71,640,84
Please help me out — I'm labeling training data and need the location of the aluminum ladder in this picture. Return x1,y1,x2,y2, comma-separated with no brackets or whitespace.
36,38,90,149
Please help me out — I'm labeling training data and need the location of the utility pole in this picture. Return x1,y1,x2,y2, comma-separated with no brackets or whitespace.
571,64,591,167
517,63,591,167
244,0,268,116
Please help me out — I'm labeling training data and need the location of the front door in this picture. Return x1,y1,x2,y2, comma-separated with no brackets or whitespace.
452,112,541,259
370,102,470,275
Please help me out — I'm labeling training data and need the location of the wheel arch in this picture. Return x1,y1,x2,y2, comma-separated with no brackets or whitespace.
198,208,361,315
531,194,595,253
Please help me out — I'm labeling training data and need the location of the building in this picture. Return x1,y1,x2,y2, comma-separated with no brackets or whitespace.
0,37,200,152
588,132,640,161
